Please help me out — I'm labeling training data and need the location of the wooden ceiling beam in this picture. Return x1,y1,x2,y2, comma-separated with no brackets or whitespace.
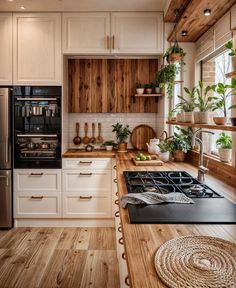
164,0,191,22
167,0,236,42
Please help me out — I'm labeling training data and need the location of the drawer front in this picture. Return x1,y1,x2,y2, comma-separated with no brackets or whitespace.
14,169,61,192
14,193,61,218
62,158,111,170
63,170,111,193
63,194,111,218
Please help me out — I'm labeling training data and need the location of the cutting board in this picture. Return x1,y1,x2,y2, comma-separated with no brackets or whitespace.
132,155,163,166
131,125,156,150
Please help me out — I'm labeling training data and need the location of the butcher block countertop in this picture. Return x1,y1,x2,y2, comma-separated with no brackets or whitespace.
63,149,236,288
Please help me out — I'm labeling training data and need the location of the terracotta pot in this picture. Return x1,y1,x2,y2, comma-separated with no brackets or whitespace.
173,150,186,162
193,111,209,124
213,117,227,125
183,112,194,123
230,117,236,126
218,148,232,163
118,142,127,152
169,53,182,63
136,88,144,95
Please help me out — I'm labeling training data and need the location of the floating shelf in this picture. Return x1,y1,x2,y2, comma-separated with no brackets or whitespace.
132,93,164,103
226,71,236,78
166,121,236,132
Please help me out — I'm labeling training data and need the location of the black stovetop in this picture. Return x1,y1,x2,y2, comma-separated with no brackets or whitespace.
123,171,236,224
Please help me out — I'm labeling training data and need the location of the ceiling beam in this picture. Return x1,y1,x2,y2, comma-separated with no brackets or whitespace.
164,0,191,22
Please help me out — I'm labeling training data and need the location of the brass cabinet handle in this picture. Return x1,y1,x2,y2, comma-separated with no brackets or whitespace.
79,196,92,200
118,237,124,245
114,199,119,206
115,192,118,196
79,172,92,176
122,252,126,260
106,35,110,49
113,165,117,170
115,211,120,218
79,161,92,164
30,196,44,200
125,275,130,286
118,226,122,233
112,35,115,49
30,173,43,176
113,178,117,183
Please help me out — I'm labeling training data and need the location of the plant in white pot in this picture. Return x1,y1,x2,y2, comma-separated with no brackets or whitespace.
144,83,153,94
225,41,236,71
157,140,172,162
135,81,144,95
216,132,232,163
177,86,197,123
112,123,131,152
194,81,213,124
102,140,115,151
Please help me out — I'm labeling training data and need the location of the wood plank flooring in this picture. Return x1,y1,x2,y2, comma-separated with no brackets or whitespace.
0,228,119,288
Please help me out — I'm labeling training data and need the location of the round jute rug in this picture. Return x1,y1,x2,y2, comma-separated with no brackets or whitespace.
154,235,236,288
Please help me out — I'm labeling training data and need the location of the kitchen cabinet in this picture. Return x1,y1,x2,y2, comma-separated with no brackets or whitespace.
13,13,62,85
14,169,62,218
0,13,12,85
62,158,112,218
62,12,163,55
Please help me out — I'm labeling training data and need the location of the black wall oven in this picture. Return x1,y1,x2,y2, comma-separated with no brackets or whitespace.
13,86,61,169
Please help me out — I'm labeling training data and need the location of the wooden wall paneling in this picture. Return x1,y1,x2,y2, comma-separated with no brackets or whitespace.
107,59,116,113
128,59,139,113
115,59,126,112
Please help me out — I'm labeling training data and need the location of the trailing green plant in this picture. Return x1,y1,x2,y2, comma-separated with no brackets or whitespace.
136,81,143,89
112,123,131,144
216,132,232,149
163,43,186,66
144,83,154,89
195,80,213,112
102,140,115,147
225,41,236,57
157,140,172,153
210,79,236,117
176,86,197,112
156,64,180,98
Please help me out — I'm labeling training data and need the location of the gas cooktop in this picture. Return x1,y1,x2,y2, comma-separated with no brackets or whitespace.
123,171,236,224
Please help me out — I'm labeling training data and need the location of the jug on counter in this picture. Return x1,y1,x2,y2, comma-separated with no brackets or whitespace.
146,138,160,154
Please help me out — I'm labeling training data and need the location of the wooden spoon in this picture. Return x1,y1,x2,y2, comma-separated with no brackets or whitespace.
90,122,96,144
73,122,81,145
96,122,103,144
82,122,90,144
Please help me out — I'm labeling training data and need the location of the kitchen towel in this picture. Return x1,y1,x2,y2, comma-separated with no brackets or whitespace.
121,192,194,208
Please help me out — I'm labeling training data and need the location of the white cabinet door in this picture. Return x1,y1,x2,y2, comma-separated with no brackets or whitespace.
13,13,62,85
63,13,110,54
111,12,163,54
0,13,12,85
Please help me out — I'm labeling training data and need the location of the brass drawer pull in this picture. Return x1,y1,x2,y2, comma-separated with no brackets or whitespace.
112,35,115,49
30,172,43,176
125,275,130,286
113,165,117,170
118,237,124,245
122,252,126,260
118,226,122,233
115,211,120,218
79,172,92,176
79,196,92,200
30,196,44,200
114,199,119,206
115,192,118,196
106,35,110,49
79,161,92,164
113,178,117,183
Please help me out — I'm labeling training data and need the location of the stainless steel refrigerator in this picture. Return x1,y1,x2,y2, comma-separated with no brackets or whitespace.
0,87,12,228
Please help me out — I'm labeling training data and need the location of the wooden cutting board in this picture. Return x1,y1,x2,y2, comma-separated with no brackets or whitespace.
131,125,156,150
132,155,163,166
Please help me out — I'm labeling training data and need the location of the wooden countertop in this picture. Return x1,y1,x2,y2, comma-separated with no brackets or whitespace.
62,149,116,158
115,151,236,288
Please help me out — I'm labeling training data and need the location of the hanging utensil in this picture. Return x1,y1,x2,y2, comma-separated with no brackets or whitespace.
82,122,90,144
73,122,81,145
90,122,96,144
96,122,103,144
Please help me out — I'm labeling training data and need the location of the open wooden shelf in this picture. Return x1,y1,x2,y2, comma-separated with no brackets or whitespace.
166,121,236,132
132,93,164,103
225,71,236,78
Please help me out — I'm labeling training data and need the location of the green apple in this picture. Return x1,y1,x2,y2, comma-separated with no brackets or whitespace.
146,155,151,161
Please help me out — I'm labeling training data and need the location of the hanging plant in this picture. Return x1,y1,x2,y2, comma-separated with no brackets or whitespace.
163,43,186,66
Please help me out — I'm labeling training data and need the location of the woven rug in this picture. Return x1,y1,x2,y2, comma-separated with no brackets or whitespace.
154,235,236,288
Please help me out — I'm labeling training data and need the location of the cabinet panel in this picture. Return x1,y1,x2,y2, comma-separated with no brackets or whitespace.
63,158,111,170
63,13,110,54
111,12,163,54
0,13,12,85
13,13,61,85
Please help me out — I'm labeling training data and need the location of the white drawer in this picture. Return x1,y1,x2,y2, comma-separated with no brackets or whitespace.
14,192,61,218
14,169,61,193
63,158,111,170
63,170,111,193
63,194,111,218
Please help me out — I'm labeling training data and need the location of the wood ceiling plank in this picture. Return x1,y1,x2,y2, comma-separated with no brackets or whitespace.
164,0,191,22
168,0,236,42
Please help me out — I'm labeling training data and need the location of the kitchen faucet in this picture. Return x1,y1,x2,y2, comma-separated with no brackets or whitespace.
192,129,214,182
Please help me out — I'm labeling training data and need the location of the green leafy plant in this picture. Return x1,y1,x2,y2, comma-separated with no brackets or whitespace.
177,86,197,112
158,140,172,153
225,41,236,57
144,83,153,89
167,127,192,153
216,132,232,149
112,123,131,144
210,79,236,117
136,81,143,89
195,81,213,112
163,43,186,65
156,64,180,98
102,140,115,147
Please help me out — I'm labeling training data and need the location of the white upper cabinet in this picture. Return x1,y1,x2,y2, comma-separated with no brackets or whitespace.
63,13,110,54
0,13,12,85
111,12,163,54
13,13,62,85
62,12,163,55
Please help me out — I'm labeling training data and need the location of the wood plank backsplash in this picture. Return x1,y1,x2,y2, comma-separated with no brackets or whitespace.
68,59,159,113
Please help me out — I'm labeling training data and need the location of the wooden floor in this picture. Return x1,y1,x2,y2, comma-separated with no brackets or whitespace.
0,227,119,288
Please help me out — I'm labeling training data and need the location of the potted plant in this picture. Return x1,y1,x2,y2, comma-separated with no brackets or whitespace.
177,86,197,123
154,83,161,94
194,81,213,124
163,43,186,65
144,83,153,94
225,41,236,70
210,80,236,125
157,140,172,162
156,64,180,98
112,123,131,152
136,81,144,95
102,140,115,151
216,132,232,163
168,130,191,162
